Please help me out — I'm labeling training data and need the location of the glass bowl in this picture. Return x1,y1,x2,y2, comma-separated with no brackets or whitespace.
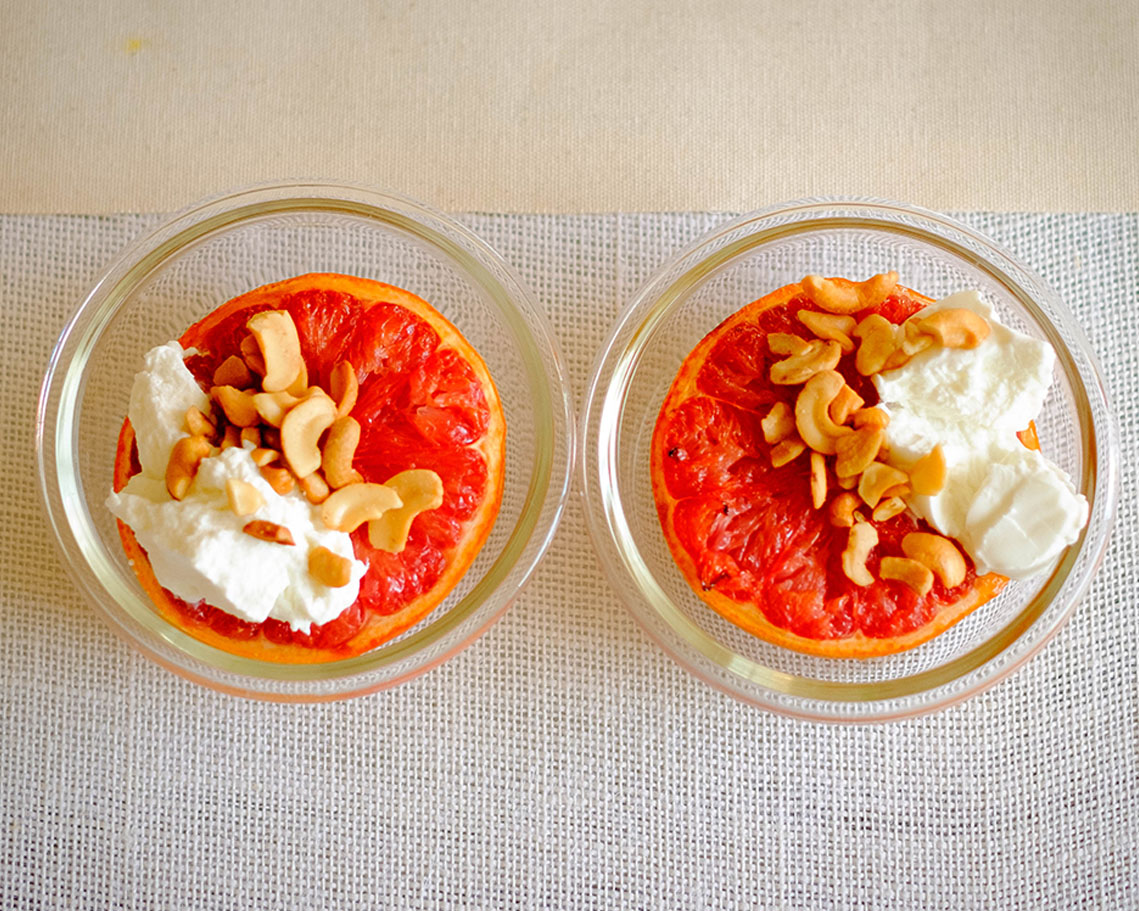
581,197,1118,722
38,180,573,701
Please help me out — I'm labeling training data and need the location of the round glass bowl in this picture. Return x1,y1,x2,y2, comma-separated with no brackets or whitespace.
38,180,573,701
582,197,1118,722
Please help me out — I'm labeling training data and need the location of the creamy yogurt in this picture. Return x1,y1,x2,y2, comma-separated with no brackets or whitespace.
106,343,366,632
873,291,1088,578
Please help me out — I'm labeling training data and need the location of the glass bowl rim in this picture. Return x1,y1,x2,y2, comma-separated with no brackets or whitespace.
37,178,576,700
580,195,1120,722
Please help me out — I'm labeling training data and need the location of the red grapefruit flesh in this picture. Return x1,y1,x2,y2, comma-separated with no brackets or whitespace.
650,279,1008,658
112,273,505,663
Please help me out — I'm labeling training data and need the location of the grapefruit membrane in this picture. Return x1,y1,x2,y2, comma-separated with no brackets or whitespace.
112,274,505,663
650,277,1010,658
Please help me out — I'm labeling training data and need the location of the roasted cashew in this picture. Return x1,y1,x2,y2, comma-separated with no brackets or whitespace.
828,384,865,426
857,461,909,509
761,401,795,445
871,496,907,522
184,406,217,441
252,390,302,428
853,314,899,376
908,444,947,496
367,470,445,553
767,333,811,356
308,545,353,588
797,310,856,352
225,478,265,517
834,426,884,479
165,435,213,501
916,308,990,349
770,339,842,385
841,522,878,586
851,407,889,430
320,482,402,534
280,391,338,479
809,452,827,509
801,271,898,314
879,556,933,596
828,491,860,528
259,464,296,496
212,355,254,389
793,370,851,455
242,519,295,546
211,385,260,428
329,361,359,418
297,470,331,505
770,437,806,468
901,532,966,588
321,416,365,489
247,310,305,393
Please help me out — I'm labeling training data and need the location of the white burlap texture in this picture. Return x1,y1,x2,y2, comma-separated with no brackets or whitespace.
1,213,1135,909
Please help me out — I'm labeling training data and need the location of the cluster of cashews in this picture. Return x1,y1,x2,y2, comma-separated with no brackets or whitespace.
759,273,981,594
162,309,444,589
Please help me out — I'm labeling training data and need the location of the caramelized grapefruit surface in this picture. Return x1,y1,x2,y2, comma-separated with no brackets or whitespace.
113,273,505,663
650,279,1007,658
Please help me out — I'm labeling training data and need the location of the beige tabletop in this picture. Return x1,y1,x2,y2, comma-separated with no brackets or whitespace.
1,0,1135,215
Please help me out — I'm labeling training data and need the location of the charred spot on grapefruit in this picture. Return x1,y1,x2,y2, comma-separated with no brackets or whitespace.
113,274,505,663
650,278,1008,658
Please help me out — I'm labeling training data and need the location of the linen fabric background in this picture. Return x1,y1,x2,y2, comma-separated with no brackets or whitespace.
1,212,1135,909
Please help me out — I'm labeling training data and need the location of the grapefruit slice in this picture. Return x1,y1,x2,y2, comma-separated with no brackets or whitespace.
650,278,1009,658
113,273,505,663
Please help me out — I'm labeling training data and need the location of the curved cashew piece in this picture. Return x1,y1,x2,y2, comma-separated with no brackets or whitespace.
321,416,365,489
857,461,909,508
259,464,296,496
252,390,302,428
834,426,884,478
871,496,907,522
835,472,859,490
280,391,338,479
250,447,279,467
225,478,265,517
851,407,889,430
841,522,878,586
828,491,860,528
828,384,865,426
801,271,898,314
916,308,990,349
242,520,295,546
247,310,305,393
320,482,402,534
367,470,445,553
212,355,254,389
900,318,936,356
908,444,946,496
330,361,359,418
809,452,827,509
240,334,266,376
902,532,966,588
221,424,242,450
211,385,260,427
770,339,841,385
297,470,331,505
797,310,856,352
308,545,352,588
879,556,934,596
761,401,795,444
184,406,217,440
165,435,213,500
853,314,899,376
767,332,811,356
770,437,806,468
794,370,851,455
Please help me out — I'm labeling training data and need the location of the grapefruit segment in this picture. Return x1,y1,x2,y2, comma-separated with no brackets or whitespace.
113,274,505,663
651,277,1009,658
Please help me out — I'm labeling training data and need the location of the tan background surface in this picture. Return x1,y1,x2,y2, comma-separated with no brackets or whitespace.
1,0,1136,215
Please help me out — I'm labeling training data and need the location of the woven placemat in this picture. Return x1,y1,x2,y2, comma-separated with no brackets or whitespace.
1,213,1134,909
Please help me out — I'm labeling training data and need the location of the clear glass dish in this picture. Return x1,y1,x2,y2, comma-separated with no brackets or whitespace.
581,197,1118,722
38,180,573,701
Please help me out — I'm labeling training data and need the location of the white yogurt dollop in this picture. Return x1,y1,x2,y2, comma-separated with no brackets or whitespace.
106,343,366,631
873,291,1088,578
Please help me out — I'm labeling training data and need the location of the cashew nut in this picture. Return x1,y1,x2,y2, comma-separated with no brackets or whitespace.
280,391,338,479
770,437,806,468
247,310,305,393
320,482,403,534
879,556,933,596
321,416,365,489
809,452,827,509
841,522,878,586
834,426,884,479
900,318,936,356
252,390,302,428
184,406,217,440
165,434,213,500
221,424,242,450
329,361,359,418
242,519,295,546
250,447,279,467
240,426,261,449
767,333,811,356
367,470,444,553
770,339,842,385
211,385,260,427
835,472,859,490
871,496,907,522
259,464,296,496
851,407,889,430
212,355,254,389
225,478,265,517
916,308,990,349
828,384,865,426
857,461,909,509
801,271,898,314
308,545,353,588
297,470,331,505
908,444,947,496
828,491,860,528
794,370,852,455
797,310,856,352
240,335,266,376
853,314,900,376
761,401,795,444
901,532,967,588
